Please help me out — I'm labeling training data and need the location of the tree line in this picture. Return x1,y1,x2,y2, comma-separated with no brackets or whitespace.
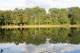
0,6,80,25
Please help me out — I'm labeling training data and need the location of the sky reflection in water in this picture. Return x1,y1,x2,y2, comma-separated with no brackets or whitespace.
0,39,80,53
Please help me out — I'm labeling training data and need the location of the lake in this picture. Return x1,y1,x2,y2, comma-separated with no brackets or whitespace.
0,27,80,53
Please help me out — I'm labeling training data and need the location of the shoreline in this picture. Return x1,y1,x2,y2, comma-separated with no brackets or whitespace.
0,25,80,28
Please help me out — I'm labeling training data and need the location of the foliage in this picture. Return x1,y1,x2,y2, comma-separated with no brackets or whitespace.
68,7,80,24
0,27,80,45
0,6,80,25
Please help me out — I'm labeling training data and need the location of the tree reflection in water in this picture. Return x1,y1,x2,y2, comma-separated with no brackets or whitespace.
0,27,80,45
0,49,3,53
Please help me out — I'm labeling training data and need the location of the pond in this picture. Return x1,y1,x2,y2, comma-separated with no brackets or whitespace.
0,27,80,53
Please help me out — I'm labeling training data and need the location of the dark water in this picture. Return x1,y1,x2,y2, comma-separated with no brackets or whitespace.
0,28,80,53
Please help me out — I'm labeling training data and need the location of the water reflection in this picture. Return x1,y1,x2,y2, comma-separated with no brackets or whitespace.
0,28,80,53
18,39,74,53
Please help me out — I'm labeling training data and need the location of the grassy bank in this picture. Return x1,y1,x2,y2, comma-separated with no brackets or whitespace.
0,25,80,28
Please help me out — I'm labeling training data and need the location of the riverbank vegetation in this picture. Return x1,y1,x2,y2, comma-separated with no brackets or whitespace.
0,6,80,25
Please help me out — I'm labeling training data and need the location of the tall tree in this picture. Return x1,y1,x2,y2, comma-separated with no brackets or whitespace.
0,10,4,25
22,13,28,25
68,7,80,24
12,8,22,25
49,8,61,24
3,10,12,25
59,13,69,25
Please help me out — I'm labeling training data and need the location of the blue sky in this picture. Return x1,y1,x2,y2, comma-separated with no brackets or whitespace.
0,0,79,11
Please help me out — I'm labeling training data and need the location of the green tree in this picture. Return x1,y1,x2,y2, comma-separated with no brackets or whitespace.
45,13,51,25
0,10,4,25
68,7,80,24
22,13,28,25
49,8,61,24
12,8,22,25
3,10,11,25
59,13,69,24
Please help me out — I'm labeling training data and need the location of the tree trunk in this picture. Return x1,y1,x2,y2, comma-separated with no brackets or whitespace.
47,27,48,30
39,22,40,25
63,22,64,25
5,21,6,26
10,23,11,25
35,17,36,24
35,30,36,36
47,22,48,25
17,23,18,26
14,23,15,26
63,22,64,29
39,27,40,30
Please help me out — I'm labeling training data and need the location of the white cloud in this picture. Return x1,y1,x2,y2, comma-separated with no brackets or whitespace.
13,0,27,8
46,1,54,6
17,42,74,53
17,39,74,53
56,0,73,2
0,0,79,11
0,0,28,10
18,39,54,53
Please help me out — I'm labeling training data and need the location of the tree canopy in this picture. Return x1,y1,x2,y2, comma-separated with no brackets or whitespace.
0,6,80,25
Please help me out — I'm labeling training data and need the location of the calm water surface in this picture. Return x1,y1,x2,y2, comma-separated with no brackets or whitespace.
0,28,80,53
